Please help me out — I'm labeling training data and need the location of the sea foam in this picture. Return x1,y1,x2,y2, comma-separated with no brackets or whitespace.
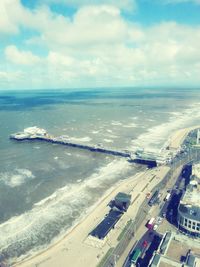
131,102,200,152
0,159,132,264
0,169,35,188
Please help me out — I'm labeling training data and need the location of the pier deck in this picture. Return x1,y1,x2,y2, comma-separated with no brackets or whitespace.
10,127,165,167
10,134,131,159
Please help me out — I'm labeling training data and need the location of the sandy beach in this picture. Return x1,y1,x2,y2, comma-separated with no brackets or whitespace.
168,125,200,150
14,166,170,267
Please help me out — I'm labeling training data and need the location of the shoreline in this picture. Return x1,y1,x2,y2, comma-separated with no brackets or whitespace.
13,171,143,267
168,125,200,150
10,126,199,267
14,166,170,267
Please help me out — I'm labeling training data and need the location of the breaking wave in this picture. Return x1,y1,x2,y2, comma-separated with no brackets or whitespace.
0,159,132,264
131,102,200,152
0,169,35,187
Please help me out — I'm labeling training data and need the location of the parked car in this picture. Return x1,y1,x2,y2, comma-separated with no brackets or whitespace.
146,192,151,199
156,217,163,224
146,218,155,230
153,224,158,230
142,240,148,248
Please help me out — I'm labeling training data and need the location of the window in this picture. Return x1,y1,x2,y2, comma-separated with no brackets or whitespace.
180,217,184,224
197,227,200,231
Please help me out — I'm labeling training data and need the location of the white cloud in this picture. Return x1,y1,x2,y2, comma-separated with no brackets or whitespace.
47,51,74,66
24,5,127,48
0,0,19,34
1,1,200,88
5,45,41,65
0,0,70,36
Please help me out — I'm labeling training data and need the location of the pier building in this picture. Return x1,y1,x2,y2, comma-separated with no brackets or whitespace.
12,126,47,139
132,149,172,167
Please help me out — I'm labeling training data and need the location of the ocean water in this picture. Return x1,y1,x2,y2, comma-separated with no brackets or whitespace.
0,88,200,264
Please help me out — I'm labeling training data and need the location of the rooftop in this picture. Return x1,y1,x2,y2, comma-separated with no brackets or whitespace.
23,126,47,136
114,192,131,203
192,163,200,177
149,232,200,267
180,168,200,208
179,168,200,221
186,254,196,267
90,210,122,240
150,253,161,267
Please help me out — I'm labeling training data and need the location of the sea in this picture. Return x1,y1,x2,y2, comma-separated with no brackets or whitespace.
0,87,200,264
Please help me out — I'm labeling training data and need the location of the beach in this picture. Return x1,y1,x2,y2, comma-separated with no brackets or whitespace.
13,126,196,267
14,166,170,267
168,125,200,150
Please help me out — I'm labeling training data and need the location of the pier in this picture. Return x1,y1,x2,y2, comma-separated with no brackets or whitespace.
10,127,169,167
10,127,131,159
14,136,130,158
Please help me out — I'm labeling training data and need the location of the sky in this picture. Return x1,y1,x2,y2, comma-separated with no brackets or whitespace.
0,0,200,89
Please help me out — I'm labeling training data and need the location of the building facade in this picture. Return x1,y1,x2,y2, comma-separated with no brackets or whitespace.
177,164,200,237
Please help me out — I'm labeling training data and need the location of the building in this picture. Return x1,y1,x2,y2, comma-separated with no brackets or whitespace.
10,126,47,140
90,192,131,240
90,210,123,240
148,232,200,267
23,126,47,136
177,164,200,237
149,253,161,267
113,192,131,212
185,253,197,267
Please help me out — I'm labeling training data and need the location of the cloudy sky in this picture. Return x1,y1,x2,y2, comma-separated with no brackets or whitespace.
0,0,200,89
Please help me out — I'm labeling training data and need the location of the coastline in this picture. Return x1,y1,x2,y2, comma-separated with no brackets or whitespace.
168,125,200,150
14,171,145,267
13,165,171,267
12,126,199,267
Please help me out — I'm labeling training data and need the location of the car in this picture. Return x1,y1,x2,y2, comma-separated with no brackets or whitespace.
156,217,163,224
142,240,148,248
153,224,158,230
146,192,151,199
